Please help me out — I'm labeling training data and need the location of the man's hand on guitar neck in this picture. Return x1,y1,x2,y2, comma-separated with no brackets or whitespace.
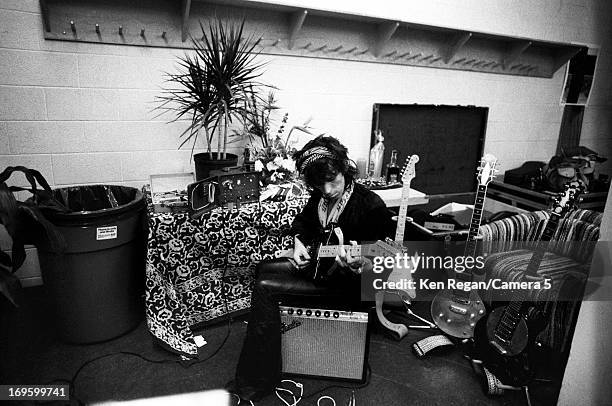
336,240,371,275
293,235,311,269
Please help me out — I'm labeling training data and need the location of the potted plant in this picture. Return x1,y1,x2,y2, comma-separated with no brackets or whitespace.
0,166,66,307
155,18,268,180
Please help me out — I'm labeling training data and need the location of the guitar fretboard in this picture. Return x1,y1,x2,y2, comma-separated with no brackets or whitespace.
454,185,488,289
394,185,412,243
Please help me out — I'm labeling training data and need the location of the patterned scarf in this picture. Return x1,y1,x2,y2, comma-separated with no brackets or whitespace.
318,181,354,228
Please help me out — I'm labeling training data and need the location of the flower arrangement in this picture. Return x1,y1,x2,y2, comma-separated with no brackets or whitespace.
241,92,313,185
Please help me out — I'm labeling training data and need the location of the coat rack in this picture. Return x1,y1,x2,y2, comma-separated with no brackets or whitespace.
39,0,583,78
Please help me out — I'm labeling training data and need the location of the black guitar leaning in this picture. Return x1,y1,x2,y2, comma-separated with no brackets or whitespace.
472,181,584,387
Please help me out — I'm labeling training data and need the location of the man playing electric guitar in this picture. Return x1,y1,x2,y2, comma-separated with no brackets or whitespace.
229,136,395,402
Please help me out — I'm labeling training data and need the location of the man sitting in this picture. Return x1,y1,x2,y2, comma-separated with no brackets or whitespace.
228,135,394,401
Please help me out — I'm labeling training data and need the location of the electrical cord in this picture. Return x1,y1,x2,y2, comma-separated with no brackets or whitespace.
301,363,372,401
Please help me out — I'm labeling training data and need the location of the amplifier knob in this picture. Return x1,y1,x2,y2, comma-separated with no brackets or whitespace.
324,311,330,318
297,309,303,316
315,310,321,317
306,310,312,316
288,308,294,315
333,312,340,318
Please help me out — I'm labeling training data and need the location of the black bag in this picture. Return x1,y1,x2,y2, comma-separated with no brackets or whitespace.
503,161,546,189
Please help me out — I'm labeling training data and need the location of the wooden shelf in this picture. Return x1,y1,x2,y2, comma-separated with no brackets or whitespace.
40,0,584,78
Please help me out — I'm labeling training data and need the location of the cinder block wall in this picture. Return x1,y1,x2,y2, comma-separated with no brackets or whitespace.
1,0,611,285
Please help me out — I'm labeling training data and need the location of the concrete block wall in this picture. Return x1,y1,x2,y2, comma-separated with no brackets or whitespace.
1,0,611,285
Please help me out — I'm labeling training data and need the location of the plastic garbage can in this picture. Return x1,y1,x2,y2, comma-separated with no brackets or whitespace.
38,185,146,343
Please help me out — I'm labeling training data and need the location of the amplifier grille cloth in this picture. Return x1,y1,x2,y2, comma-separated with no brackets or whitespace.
280,309,368,380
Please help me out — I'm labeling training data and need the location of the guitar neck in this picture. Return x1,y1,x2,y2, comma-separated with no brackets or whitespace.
454,185,488,287
524,213,561,277
317,244,362,258
464,185,488,258
394,181,412,243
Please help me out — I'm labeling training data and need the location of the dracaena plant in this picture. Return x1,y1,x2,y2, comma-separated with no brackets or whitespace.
0,166,67,306
155,18,269,159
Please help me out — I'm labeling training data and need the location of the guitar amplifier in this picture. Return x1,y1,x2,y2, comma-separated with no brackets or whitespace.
280,306,370,382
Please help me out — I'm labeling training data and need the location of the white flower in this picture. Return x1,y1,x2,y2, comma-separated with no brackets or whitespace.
273,156,283,166
280,158,295,172
267,161,279,171
254,160,264,172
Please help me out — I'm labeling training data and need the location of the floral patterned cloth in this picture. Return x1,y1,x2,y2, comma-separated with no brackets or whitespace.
145,193,308,356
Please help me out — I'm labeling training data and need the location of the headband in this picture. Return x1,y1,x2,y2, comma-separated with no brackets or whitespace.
296,146,336,173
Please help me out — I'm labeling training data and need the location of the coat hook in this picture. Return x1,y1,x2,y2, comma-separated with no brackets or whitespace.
420,54,434,61
118,25,123,36
344,46,357,54
302,42,312,50
384,50,397,58
330,45,343,52
430,56,442,63
95,24,100,35
396,51,411,59
70,20,76,33
453,57,466,64
314,44,327,52
472,61,483,67
355,48,369,55
162,31,167,39
463,58,476,65
271,38,281,47
140,28,145,37
406,53,421,60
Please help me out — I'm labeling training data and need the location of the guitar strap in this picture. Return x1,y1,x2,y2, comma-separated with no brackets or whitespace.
412,335,455,357
318,181,354,228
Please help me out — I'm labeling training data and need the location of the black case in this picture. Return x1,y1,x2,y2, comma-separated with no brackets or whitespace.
503,161,545,189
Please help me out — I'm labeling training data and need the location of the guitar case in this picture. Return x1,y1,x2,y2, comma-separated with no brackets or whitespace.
503,161,545,189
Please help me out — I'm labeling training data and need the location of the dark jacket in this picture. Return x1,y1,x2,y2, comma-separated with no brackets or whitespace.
290,182,394,244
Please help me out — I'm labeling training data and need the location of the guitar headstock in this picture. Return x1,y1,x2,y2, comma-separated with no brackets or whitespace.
550,180,585,216
401,155,420,184
477,154,499,186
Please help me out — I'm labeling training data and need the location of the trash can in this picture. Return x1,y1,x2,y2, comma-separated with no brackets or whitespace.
38,185,146,344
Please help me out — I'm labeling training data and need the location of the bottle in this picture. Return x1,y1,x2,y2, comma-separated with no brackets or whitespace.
385,149,400,184
368,130,385,180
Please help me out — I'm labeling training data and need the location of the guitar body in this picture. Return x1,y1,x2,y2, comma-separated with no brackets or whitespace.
310,225,341,281
430,289,486,338
473,305,546,387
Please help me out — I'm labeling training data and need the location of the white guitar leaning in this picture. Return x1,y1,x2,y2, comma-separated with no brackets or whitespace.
375,155,434,340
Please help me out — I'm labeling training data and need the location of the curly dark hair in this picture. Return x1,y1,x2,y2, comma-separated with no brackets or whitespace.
293,135,358,190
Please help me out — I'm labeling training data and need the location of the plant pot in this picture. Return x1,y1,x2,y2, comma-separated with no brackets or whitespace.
194,152,239,180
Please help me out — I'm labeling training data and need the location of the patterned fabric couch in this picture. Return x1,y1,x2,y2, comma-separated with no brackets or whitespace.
479,208,602,354
145,197,308,356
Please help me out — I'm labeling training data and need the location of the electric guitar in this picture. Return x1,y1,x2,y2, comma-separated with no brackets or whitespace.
310,231,400,281
472,181,584,386
430,153,498,338
374,155,424,339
